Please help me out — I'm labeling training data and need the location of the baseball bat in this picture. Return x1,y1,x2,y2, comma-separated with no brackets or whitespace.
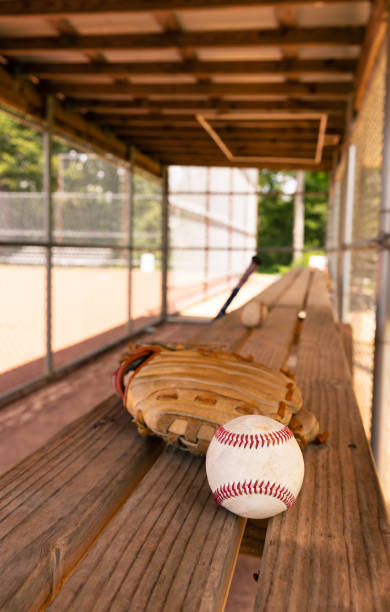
213,254,262,321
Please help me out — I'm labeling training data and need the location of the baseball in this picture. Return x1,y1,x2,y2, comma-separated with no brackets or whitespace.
240,301,268,328
206,415,304,519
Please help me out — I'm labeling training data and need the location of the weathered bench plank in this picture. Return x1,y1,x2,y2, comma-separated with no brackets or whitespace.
0,397,164,612
193,267,303,348
254,271,390,611
48,269,311,612
338,322,353,373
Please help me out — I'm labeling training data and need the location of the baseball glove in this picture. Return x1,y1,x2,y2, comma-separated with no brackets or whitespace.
114,343,323,455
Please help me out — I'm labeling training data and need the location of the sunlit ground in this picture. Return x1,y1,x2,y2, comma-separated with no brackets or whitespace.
180,274,277,318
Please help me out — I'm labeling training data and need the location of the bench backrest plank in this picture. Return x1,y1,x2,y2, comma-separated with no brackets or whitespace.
253,271,390,611
47,269,311,612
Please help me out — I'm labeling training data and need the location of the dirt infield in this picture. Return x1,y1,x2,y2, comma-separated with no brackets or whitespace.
1,265,273,395
1,265,162,374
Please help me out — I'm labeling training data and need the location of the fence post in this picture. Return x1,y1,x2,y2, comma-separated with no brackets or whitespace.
327,175,341,290
43,96,53,374
339,144,356,322
161,165,169,321
371,22,390,478
293,170,305,263
127,149,134,335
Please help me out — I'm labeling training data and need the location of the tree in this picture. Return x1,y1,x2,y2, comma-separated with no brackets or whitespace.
0,113,44,192
257,169,328,271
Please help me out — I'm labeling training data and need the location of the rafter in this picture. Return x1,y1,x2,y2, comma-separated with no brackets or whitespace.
72,98,347,115
0,27,364,54
140,153,333,170
47,81,352,98
24,59,356,78
113,130,324,140
0,0,363,18
97,120,333,130
93,120,345,131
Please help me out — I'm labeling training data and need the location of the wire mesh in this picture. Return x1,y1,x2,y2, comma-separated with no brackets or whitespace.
51,247,129,369
350,45,385,437
0,245,47,396
0,118,165,400
328,43,387,462
168,165,258,315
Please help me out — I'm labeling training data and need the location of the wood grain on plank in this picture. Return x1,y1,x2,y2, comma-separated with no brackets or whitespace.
194,267,303,348
241,267,311,368
48,448,245,612
0,397,163,612
254,271,390,611
48,269,311,611
338,322,353,373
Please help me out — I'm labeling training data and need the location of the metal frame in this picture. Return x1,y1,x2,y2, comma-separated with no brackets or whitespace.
167,166,259,315
44,96,54,375
0,121,165,407
127,149,135,335
161,165,169,321
340,143,356,322
371,18,390,478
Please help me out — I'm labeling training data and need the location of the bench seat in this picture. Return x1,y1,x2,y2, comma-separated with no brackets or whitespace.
1,268,388,611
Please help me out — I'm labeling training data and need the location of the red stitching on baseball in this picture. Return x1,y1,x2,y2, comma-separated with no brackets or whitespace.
212,479,296,509
215,425,293,449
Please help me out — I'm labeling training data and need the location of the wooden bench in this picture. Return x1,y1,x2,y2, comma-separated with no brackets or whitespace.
1,268,389,611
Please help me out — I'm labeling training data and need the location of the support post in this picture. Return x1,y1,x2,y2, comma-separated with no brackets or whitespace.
204,167,211,297
340,144,356,322
161,165,169,321
293,170,305,263
228,167,234,284
44,96,53,374
329,179,341,288
127,149,134,335
371,21,390,478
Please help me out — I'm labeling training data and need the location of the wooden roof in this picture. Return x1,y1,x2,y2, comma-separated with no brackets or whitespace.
0,0,385,172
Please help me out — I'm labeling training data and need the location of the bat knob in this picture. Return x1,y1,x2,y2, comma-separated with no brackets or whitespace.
252,255,262,266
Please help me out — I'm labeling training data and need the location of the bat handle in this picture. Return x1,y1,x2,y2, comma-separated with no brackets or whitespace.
214,287,239,320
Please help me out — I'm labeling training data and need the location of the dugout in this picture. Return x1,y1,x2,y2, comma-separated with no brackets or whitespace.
0,2,390,609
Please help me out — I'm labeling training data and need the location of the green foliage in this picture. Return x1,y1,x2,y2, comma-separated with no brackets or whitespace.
257,169,328,273
0,113,44,192
0,112,163,249
304,171,328,248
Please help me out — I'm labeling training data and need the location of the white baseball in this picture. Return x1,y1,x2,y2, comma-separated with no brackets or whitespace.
206,415,304,519
240,301,268,328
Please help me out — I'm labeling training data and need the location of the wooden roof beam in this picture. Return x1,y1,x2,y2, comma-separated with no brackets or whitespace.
71,98,347,114
0,0,364,19
0,64,162,175
23,59,357,78
0,27,364,54
144,155,333,170
47,81,353,98
91,118,345,129
98,119,339,129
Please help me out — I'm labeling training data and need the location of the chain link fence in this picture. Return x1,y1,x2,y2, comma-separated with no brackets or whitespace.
0,121,165,400
328,41,390,501
168,166,258,313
